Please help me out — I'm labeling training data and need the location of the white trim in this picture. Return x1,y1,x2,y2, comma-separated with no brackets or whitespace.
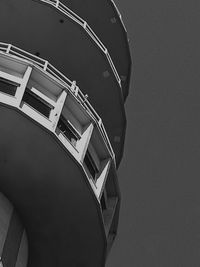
20,103,52,130
51,90,67,131
15,66,33,106
56,130,79,158
0,70,22,85
29,87,55,107
0,94,17,107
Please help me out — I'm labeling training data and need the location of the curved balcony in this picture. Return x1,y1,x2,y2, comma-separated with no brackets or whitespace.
0,42,115,162
52,0,132,101
34,0,126,89
0,0,126,167
0,46,120,265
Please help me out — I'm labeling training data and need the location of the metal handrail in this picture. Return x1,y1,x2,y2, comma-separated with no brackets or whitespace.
35,0,122,87
110,0,127,33
0,42,115,164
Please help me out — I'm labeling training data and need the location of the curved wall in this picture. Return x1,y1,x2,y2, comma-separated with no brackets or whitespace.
0,193,28,267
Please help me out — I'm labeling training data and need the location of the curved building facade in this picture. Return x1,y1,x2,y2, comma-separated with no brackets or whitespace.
0,1,131,266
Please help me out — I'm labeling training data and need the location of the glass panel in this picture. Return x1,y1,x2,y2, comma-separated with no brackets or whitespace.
0,78,18,96
84,150,99,181
100,192,107,211
22,89,52,118
57,115,79,146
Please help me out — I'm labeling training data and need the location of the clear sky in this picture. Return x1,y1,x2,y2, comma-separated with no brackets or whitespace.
107,0,200,266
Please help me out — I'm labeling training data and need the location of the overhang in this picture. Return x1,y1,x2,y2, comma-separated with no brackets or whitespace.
61,0,132,101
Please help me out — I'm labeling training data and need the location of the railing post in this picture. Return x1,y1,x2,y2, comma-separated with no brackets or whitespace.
6,44,12,54
74,86,79,96
43,60,48,71
15,66,32,107
71,80,76,93
51,89,67,132
55,0,59,8
83,21,87,29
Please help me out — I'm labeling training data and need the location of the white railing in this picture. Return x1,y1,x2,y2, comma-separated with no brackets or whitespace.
35,0,122,87
110,0,127,33
0,42,115,164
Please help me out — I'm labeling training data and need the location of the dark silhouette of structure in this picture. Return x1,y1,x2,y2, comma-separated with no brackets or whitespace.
0,0,131,266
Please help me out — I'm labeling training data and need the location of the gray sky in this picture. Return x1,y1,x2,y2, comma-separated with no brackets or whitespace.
107,0,200,266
